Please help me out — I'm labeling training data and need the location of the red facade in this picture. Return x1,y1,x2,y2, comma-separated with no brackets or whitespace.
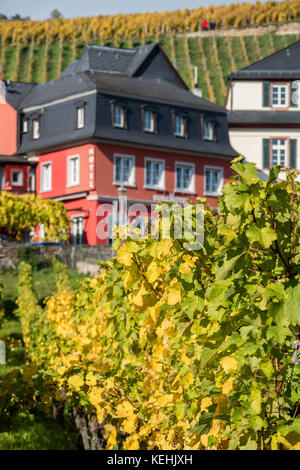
0,95,32,194
36,142,233,245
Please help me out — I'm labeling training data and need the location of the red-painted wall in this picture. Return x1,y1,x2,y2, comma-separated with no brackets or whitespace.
0,102,17,155
94,142,232,208
36,143,95,198
36,141,233,245
3,164,29,194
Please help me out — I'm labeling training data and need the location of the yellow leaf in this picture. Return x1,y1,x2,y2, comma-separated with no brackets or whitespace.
123,434,139,450
157,239,173,258
220,356,238,374
68,375,84,391
116,400,135,418
86,372,97,386
201,397,213,412
157,394,174,407
121,414,137,434
89,387,103,406
222,377,234,395
166,286,181,306
117,247,133,267
179,263,192,275
104,424,117,449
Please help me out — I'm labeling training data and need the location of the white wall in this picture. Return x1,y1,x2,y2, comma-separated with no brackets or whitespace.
229,128,300,180
226,80,300,111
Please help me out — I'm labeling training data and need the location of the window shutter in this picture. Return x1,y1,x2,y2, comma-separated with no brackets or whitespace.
290,81,298,108
262,82,270,107
290,139,297,169
262,139,270,169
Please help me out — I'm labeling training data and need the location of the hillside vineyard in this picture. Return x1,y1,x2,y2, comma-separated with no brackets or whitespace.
1,32,299,105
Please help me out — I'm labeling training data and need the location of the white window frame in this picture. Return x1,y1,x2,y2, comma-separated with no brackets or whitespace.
22,119,29,134
67,154,80,187
113,105,125,128
144,157,165,190
143,110,155,133
203,120,214,141
113,154,135,187
175,161,195,193
174,115,185,137
40,161,52,193
271,139,288,167
76,107,85,129
11,169,24,187
32,119,40,140
272,84,288,108
204,165,224,197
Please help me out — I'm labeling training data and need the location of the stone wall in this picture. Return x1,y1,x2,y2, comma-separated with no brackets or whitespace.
0,243,115,272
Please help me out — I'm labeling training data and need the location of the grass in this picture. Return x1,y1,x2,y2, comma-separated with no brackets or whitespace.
0,416,77,450
0,264,87,449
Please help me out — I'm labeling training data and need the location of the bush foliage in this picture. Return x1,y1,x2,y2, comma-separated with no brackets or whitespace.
14,160,300,450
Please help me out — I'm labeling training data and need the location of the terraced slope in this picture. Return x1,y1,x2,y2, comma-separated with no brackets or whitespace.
1,33,299,105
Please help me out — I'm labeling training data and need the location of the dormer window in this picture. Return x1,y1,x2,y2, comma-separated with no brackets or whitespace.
143,110,155,133
32,119,40,140
76,106,85,129
173,113,187,138
203,119,214,141
22,119,28,134
271,84,288,108
113,105,125,128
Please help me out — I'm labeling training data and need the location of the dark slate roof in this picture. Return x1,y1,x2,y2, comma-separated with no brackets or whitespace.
19,69,224,113
20,73,96,109
124,43,157,76
3,82,35,109
229,39,300,80
227,110,300,125
86,71,224,112
63,46,138,76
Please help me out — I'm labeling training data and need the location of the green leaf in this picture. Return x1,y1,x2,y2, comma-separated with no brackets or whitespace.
284,284,300,325
240,439,258,450
246,225,277,249
267,165,282,187
250,386,262,415
249,415,265,432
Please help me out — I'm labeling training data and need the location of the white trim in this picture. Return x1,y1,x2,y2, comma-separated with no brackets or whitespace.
113,153,135,186
174,115,185,137
11,169,24,187
204,165,224,197
32,119,40,140
113,105,125,128
174,161,195,193
22,90,97,113
144,157,165,190
76,107,85,129
203,119,214,141
143,110,155,133
67,154,80,187
22,119,29,134
40,161,52,193
272,84,288,108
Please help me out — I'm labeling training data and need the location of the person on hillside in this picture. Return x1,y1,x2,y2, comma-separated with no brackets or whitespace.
201,19,208,31
210,19,216,30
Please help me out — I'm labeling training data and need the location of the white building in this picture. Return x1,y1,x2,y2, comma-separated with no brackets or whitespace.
226,40,300,181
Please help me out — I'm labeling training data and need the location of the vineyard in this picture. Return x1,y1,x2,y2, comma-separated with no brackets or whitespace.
1,31,300,105
1,160,299,450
